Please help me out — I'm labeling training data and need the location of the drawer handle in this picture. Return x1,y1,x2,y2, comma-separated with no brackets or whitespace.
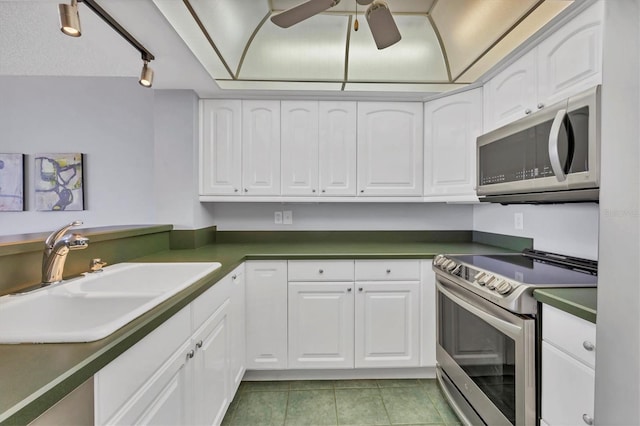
186,349,195,360
582,414,594,425
319,269,324,274
232,275,237,280
386,269,391,274
196,340,203,349
347,288,352,292
583,341,595,352
358,287,363,292
525,108,532,115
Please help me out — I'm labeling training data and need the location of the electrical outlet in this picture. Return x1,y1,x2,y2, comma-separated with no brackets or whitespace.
274,211,283,224
514,212,524,230
283,210,293,225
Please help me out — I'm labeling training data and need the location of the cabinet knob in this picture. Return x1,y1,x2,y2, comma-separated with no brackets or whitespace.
196,340,203,349
322,189,326,193
186,349,195,359
347,288,352,292
319,269,324,274
234,188,238,193
360,190,364,193
386,269,391,274
582,414,594,425
582,340,595,351
232,275,237,280
244,188,248,192
537,103,545,109
312,189,316,193
358,287,363,292
524,108,532,115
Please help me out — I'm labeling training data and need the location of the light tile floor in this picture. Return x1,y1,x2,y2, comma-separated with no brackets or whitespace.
222,379,461,426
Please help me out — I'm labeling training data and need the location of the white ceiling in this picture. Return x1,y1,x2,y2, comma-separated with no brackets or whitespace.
0,0,579,99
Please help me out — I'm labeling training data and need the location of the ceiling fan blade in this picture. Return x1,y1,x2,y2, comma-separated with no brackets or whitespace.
356,0,373,5
271,0,340,28
366,1,401,49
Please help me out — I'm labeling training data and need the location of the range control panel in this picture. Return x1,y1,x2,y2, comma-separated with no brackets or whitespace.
433,254,517,297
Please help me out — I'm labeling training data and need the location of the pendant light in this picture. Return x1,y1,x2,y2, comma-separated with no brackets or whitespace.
59,0,81,37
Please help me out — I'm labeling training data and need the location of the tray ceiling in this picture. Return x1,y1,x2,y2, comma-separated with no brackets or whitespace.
153,0,574,93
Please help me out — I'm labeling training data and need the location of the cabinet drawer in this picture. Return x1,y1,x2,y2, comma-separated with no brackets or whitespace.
543,304,596,368
288,260,354,281
355,260,420,281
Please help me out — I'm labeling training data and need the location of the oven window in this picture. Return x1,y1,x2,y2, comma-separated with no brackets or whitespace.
439,292,516,424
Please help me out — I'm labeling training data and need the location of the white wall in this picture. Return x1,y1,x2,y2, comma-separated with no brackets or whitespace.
207,203,473,231
473,203,599,259
0,76,156,235
153,91,215,229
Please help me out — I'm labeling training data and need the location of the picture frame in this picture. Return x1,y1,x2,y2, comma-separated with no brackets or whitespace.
34,153,84,211
0,153,25,212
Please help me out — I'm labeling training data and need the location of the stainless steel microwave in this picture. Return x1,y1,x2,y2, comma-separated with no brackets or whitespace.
477,85,600,204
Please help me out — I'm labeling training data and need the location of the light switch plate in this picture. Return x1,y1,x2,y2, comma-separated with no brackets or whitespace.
283,210,293,225
514,212,524,230
274,211,283,224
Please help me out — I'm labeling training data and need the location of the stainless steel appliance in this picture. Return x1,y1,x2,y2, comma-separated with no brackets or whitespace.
477,85,600,204
433,249,597,425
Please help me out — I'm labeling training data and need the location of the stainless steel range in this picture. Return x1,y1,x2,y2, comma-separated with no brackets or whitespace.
433,249,597,426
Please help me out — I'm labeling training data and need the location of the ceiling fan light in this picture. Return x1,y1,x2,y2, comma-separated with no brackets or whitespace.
366,0,401,49
139,61,154,88
58,0,81,37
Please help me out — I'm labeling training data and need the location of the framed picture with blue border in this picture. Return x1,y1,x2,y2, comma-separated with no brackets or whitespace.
34,153,85,211
0,153,25,212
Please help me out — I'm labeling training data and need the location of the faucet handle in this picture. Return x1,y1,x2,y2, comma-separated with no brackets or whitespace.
45,221,83,248
89,258,107,272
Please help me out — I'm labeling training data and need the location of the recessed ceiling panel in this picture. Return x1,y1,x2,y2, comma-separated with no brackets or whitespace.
240,15,348,81
217,80,343,91
345,82,465,93
432,0,540,80
348,15,448,83
187,0,269,75
272,0,435,14
457,0,573,82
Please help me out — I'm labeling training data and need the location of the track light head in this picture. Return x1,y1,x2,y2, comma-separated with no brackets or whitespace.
59,0,81,37
139,61,154,88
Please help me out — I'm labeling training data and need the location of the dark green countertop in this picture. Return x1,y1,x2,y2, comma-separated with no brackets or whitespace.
0,240,516,425
534,288,597,323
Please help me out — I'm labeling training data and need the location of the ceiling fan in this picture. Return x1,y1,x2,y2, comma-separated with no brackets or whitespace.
271,0,402,50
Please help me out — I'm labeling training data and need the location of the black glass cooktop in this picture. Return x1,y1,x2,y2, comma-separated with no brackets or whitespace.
451,253,598,286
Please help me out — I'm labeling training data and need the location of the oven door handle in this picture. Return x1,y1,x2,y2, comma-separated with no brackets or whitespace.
438,283,523,338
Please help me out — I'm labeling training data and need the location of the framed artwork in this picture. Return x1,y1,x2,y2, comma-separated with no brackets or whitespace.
0,153,25,212
35,153,84,211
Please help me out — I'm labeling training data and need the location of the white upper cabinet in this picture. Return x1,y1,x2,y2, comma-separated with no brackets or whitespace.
483,51,537,132
357,102,424,196
242,100,281,195
319,102,357,196
200,100,242,195
484,2,603,132
424,88,483,199
536,1,603,106
281,101,319,196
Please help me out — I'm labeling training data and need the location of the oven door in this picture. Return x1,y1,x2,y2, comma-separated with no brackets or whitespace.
436,275,536,426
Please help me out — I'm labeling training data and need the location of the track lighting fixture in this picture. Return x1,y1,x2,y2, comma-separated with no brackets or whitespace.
59,0,81,37
57,0,156,88
139,61,154,88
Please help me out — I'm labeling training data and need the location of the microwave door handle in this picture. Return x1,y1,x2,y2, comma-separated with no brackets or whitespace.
549,109,568,182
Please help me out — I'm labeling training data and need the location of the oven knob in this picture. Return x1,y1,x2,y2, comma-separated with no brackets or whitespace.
497,281,514,295
434,255,446,266
474,271,485,281
477,274,492,286
452,264,462,275
487,278,501,290
446,261,458,271
441,259,453,269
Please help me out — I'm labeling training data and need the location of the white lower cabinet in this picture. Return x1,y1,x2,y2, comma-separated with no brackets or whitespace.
94,266,244,426
245,260,288,369
541,304,596,426
287,260,422,370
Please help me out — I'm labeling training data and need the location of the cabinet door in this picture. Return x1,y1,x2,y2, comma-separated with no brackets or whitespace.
541,342,595,426
200,100,242,195
319,102,357,196
420,260,436,367
355,282,420,367
105,340,193,426
357,102,424,196
192,299,231,426
536,1,603,106
242,100,281,195
245,261,288,369
288,282,355,369
281,101,319,196
424,88,482,198
229,266,246,394
483,51,537,132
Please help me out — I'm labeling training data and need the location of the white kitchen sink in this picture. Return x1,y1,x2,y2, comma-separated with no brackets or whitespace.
0,262,221,344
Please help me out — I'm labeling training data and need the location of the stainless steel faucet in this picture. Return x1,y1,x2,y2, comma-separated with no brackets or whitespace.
41,221,89,284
